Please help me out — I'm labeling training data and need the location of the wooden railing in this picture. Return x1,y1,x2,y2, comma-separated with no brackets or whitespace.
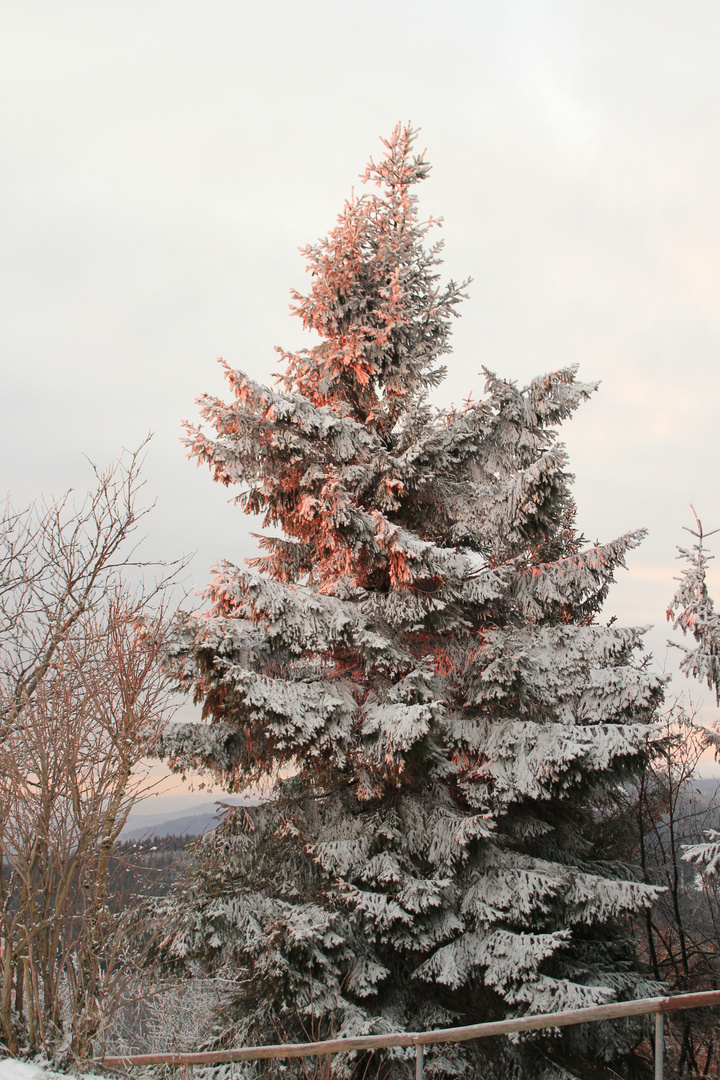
96,989,720,1080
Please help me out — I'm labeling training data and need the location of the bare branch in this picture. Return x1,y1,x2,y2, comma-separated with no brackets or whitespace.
0,446,185,1058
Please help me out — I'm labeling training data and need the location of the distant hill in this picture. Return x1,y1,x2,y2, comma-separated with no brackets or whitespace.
693,776,720,803
120,797,258,841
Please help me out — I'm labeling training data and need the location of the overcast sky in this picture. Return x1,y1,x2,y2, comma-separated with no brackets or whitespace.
3,1,720,802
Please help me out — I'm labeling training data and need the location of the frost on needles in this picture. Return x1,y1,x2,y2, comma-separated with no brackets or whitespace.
155,126,664,1080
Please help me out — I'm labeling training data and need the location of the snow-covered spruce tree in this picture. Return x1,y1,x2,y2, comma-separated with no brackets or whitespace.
667,509,720,707
158,126,664,1079
670,510,720,882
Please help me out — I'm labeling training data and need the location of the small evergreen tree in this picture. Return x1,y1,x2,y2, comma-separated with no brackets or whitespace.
672,511,720,891
159,126,664,1079
667,508,720,707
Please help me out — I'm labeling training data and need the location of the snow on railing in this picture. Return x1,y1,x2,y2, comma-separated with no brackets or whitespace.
95,989,720,1080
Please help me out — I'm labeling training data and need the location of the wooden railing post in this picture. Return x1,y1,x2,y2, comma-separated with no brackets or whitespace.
655,1011,664,1080
415,1041,424,1080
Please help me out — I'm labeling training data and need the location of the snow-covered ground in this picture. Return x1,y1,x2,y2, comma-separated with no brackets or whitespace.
0,1062,105,1080
0,1064,55,1080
